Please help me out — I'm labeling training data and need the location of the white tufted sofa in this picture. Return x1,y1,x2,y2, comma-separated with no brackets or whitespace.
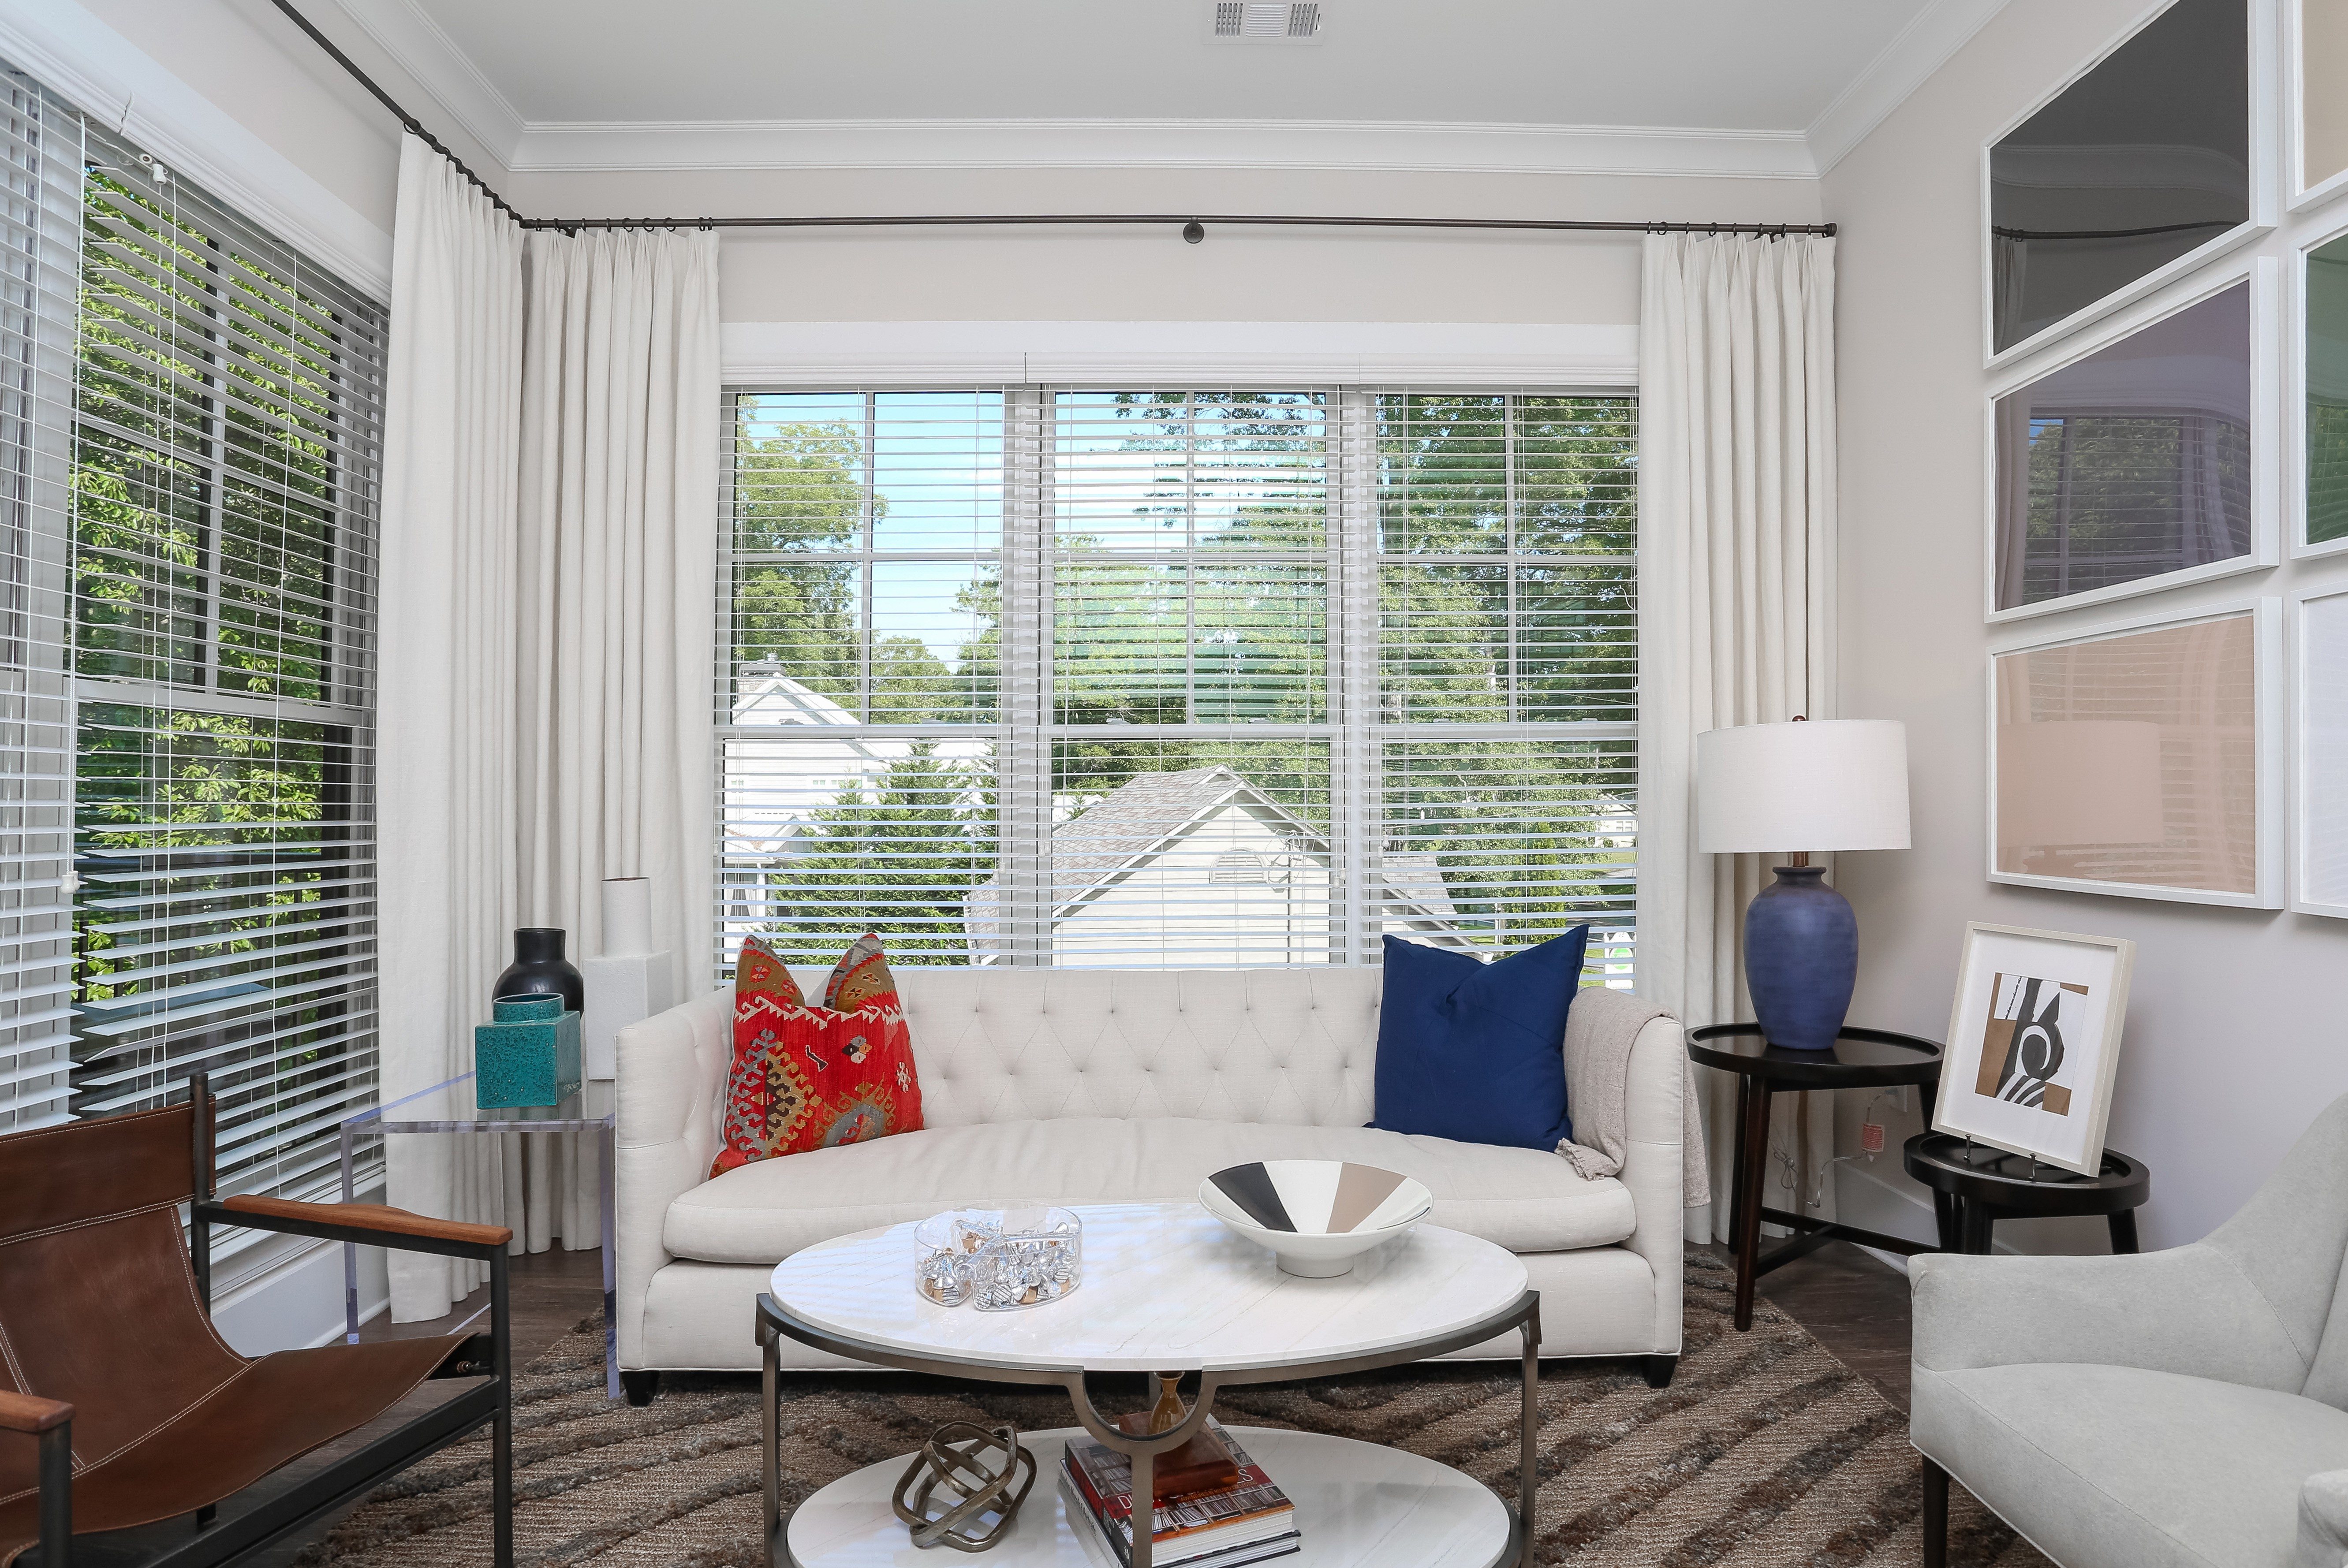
614,967,1687,1401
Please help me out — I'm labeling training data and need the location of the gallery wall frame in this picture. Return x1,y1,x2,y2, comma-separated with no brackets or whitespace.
2286,0,2348,212
1982,254,2279,623
1986,596,2283,908
1981,0,2277,372
2290,206,2348,557
2289,580,2348,915
1935,923,2136,1177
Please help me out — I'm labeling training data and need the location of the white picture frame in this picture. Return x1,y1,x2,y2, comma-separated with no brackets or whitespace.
2287,0,2348,213
1987,596,2284,908
1982,0,2277,372
1935,923,2136,1177
2291,581,2348,915
1983,255,2280,623
2290,207,2348,558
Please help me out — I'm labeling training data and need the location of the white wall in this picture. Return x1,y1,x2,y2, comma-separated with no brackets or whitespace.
1825,0,2348,1253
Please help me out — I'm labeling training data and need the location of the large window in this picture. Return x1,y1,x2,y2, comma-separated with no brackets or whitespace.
0,62,384,1237
718,387,1635,978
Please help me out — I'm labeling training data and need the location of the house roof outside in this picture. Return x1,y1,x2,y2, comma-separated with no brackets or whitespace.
963,764,1468,959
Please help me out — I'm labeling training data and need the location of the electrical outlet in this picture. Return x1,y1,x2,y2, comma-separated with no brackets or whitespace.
1889,1085,1911,1115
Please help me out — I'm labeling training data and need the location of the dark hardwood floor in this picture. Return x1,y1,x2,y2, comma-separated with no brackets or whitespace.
354,1243,611,1366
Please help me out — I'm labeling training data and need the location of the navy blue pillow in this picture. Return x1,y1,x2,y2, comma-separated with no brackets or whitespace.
1371,927,1589,1151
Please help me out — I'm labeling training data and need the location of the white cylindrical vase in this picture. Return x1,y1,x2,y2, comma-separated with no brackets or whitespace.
601,877,653,957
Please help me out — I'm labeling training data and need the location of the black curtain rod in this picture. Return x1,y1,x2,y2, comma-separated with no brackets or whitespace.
269,0,1836,242
523,212,1835,236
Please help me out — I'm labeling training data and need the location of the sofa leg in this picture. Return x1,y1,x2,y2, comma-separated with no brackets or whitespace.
621,1370,661,1407
1921,1454,1949,1568
1639,1355,1677,1389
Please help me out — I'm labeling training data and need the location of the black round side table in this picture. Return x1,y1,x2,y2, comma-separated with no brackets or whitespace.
1902,1133,2150,1255
1686,1024,1944,1331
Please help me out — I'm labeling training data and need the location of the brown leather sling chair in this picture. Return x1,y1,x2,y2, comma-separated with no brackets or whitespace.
0,1074,515,1567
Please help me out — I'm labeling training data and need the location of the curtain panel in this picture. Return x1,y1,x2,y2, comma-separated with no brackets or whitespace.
1634,231,1839,1245
381,134,720,1319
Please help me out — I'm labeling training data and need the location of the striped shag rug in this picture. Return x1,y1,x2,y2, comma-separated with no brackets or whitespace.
298,1255,2048,1567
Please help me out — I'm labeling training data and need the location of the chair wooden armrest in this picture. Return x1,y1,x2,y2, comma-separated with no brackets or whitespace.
0,1389,71,1433
197,1195,513,1258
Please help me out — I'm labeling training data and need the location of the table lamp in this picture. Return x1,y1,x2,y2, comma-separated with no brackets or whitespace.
1695,718,1911,1051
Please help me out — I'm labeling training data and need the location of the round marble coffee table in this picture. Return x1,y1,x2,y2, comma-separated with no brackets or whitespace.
756,1201,1540,1568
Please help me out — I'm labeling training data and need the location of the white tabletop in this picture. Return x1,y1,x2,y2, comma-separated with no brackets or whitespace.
766,1202,1530,1375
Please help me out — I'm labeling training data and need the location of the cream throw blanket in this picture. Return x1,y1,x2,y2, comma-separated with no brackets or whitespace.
1558,986,1711,1208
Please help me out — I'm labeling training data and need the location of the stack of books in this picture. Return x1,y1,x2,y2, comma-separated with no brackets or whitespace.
1059,1418,1299,1568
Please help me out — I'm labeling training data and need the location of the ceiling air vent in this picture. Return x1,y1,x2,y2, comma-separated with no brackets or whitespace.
1208,2,1323,44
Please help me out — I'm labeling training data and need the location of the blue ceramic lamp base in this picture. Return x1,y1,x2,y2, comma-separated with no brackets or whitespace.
1743,865,1856,1052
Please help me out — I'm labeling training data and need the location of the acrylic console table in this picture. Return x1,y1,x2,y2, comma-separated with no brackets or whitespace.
338,1072,618,1398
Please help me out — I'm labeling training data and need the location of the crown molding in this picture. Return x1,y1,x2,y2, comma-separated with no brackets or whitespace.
513,116,1817,179
0,0,392,299
1807,0,2010,175
321,0,526,165
721,320,1640,388
309,0,2008,186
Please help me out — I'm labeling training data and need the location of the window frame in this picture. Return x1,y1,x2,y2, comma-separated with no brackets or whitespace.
715,382,1638,977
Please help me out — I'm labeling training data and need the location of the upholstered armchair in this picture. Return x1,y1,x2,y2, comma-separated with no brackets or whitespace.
1911,1092,2348,1568
0,1076,515,1567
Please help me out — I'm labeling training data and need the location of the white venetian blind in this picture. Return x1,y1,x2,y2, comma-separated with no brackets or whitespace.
0,68,81,1130
718,390,1007,970
66,115,385,1208
716,385,1637,980
1371,391,1639,977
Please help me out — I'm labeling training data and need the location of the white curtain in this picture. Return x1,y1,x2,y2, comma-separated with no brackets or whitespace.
381,134,722,1319
379,137,526,1318
1634,232,1838,1246
512,228,720,1251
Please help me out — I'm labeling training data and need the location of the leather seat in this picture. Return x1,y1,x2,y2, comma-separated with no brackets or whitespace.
664,1114,1639,1264
0,1102,499,1565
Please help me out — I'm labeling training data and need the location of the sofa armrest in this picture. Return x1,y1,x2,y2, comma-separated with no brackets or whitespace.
2300,1471,2348,1568
1910,1245,2308,1390
615,987,732,1369
1614,1013,1688,1354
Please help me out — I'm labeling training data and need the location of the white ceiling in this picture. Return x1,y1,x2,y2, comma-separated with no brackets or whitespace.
327,0,2008,179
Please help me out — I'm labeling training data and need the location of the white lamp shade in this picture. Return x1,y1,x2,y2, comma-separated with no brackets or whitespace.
1695,719,1911,854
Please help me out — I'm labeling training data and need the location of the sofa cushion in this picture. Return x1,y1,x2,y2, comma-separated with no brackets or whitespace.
664,1115,1635,1265
1912,1362,2348,1568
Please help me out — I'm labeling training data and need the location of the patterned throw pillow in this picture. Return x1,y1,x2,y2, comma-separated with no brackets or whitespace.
710,933,925,1177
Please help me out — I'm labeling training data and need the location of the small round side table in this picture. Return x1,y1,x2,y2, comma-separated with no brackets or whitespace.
1686,1023,1944,1331
1902,1133,2150,1255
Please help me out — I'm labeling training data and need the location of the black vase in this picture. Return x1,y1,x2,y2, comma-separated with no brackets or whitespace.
494,927,584,1014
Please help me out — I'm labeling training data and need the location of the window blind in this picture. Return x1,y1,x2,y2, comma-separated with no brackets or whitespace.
0,71,80,1130
717,386,1635,979
63,111,384,1211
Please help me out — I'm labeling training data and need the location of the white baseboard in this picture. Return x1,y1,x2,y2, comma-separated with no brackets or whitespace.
1833,1157,2031,1267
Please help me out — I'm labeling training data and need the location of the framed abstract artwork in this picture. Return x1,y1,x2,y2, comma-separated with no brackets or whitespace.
1987,261,2276,620
1936,924,2135,1177
1983,0,2269,366
2292,584,2348,916
2290,0,2348,209
2298,219,2348,555
1988,598,2282,907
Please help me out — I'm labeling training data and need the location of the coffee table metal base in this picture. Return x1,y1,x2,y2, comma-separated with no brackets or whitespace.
757,1288,1541,1568
781,1426,1518,1568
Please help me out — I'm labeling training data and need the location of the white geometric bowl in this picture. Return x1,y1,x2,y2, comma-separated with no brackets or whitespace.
1197,1159,1433,1277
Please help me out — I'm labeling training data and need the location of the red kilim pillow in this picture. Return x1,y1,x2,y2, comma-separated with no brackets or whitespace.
711,933,924,1177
